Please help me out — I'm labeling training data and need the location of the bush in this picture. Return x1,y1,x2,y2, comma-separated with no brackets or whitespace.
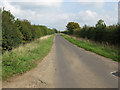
63,20,119,46
2,10,56,52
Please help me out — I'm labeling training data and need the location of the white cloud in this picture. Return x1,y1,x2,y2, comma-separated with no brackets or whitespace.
0,0,118,30
5,0,63,2
65,10,117,27
93,2,104,8
76,2,105,9
0,0,62,18
77,0,119,2
1,0,63,9
2,0,63,7
85,10,97,18
1,0,20,14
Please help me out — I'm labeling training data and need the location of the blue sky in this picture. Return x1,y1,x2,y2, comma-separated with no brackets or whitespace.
0,0,119,31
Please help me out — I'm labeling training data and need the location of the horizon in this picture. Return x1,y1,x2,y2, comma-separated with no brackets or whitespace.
0,0,119,31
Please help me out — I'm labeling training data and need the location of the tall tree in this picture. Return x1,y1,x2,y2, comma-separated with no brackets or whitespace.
66,22,80,34
2,10,22,51
95,19,106,42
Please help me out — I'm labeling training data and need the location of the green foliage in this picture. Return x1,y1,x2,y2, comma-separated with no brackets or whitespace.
2,35,54,80
66,22,80,34
61,34,119,62
0,11,1,42
53,28,58,33
2,10,56,52
2,10,56,80
63,20,119,46
2,10,22,51
94,19,106,42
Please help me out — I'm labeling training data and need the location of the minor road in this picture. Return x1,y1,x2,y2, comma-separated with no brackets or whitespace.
3,34,118,88
54,34,118,88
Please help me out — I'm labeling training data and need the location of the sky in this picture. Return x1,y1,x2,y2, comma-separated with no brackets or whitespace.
0,0,119,31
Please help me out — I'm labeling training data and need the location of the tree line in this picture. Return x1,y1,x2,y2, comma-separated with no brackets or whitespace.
62,20,120,46
2,10,57,52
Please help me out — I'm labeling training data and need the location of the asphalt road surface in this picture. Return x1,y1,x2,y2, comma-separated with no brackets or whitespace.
54,34,118,88
3,34,118,88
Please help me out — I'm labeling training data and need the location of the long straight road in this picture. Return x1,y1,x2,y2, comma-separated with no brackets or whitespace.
3,34,118,88
54,34,118,88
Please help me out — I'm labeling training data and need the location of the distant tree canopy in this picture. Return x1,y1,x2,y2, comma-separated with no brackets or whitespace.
62,20,120,46
2,10,57,52
66,22,80,34
52,28,58,33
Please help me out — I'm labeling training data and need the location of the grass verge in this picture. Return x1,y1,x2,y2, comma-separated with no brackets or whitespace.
61,34,119,62
2,35,54,80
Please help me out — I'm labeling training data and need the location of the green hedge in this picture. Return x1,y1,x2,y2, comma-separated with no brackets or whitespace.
2,10,56,52
62,20,120,46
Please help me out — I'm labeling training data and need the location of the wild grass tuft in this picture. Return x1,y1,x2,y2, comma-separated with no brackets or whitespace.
2,35,54,80
61,34,119,62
